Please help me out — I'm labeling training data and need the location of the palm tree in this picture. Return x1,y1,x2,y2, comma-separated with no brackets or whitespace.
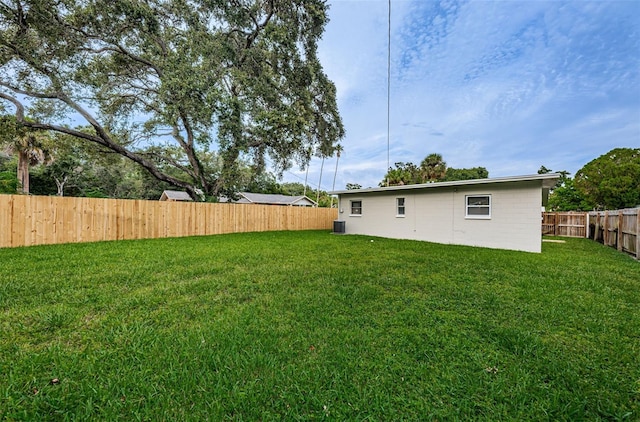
419,153,447,183
10,131,51,194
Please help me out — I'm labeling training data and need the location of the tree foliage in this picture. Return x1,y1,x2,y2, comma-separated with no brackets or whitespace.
0,170,17,193
380,162,420,186
0,0,344,199
0,147,17,193
419,153,447,183
537,165,553,174
444,166,488,182
26,132,179,198
2,128,337,205
546,178,593,211
380,154,488,186
574,148,640,210
0,148,17,193
0,114,53,193
278,181,332,207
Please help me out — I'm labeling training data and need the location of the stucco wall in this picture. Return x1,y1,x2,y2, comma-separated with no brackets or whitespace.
336,181,543,253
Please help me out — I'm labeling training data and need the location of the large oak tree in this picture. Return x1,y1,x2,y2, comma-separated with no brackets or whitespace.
574,148,640,210
0,0,344,199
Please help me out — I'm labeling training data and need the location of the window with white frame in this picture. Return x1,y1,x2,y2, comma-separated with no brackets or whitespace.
466,195,491,218
396,197,405,217
350,200,362,215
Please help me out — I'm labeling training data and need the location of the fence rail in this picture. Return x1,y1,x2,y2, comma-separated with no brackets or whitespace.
542,209,639,259
541,212,588,238
0,194,338,248
589,208,639,259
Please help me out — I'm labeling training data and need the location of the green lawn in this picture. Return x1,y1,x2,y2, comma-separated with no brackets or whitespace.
1,231,638,420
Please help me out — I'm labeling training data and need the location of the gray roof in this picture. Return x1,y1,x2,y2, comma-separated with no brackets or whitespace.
231,192,317,206
330,173,560,195
160,190,193,201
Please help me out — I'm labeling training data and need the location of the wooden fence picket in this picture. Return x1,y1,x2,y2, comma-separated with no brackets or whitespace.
0,194,338,248
588,208,639,259
541,212,588,237
542,209,639,259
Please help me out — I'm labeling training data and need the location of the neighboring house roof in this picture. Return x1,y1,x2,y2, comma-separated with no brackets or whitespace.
223,192,317,206
330,173,560,195
159,190,193,201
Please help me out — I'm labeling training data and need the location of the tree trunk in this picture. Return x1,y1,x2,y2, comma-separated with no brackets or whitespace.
17,151,29,194
54,175,67,196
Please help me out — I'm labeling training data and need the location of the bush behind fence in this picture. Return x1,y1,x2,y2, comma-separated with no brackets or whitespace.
0,194,338,248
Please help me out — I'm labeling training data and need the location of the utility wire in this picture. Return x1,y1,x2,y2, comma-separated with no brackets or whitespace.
262,155,336,192
386,0,391,187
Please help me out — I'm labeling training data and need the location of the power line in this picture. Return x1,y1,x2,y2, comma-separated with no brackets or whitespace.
386,0,391,187
262,155,336,192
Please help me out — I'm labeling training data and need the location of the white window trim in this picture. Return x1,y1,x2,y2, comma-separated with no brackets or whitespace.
350,200,362,217
465,194,491,219
396,197,406,218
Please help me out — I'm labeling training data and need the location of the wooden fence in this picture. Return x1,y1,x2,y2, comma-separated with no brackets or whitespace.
0,194,338,248
589,208,639,259
541,212,588,238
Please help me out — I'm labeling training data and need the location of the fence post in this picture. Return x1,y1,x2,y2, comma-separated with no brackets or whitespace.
599,212,604,242
617,210,623,251
636,210,640,260
585,213,590,239
554,212,559,236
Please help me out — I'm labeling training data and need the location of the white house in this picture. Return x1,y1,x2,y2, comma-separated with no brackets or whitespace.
330,174,559,253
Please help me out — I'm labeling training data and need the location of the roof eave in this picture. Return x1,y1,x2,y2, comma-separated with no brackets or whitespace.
329,173,561,195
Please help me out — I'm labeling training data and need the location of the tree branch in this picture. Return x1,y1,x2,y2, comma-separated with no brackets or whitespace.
114,43,163,78
0,81,61,100
1,92,199,197
140,150,195,178
0,92,25,120
245,0,274,49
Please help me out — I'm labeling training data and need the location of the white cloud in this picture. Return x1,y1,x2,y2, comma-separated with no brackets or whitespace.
279,0,640,191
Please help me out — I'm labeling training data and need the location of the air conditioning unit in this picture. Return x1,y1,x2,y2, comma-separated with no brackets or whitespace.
333,220,346,234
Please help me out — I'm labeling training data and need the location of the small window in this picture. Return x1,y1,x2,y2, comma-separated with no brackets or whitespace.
466,195,491,219
350,200,362,215
396,198,405,216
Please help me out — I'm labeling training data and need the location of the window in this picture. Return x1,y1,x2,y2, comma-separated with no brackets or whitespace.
466,195,491,218
350,200,362,215
396,198,405,217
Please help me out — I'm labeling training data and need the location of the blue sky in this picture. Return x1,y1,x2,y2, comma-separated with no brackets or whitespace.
282,0,640,191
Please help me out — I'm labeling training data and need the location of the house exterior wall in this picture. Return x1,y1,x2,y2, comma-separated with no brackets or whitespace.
337,180,543,252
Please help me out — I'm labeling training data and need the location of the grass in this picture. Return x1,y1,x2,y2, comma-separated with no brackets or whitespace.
0,231,639,421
